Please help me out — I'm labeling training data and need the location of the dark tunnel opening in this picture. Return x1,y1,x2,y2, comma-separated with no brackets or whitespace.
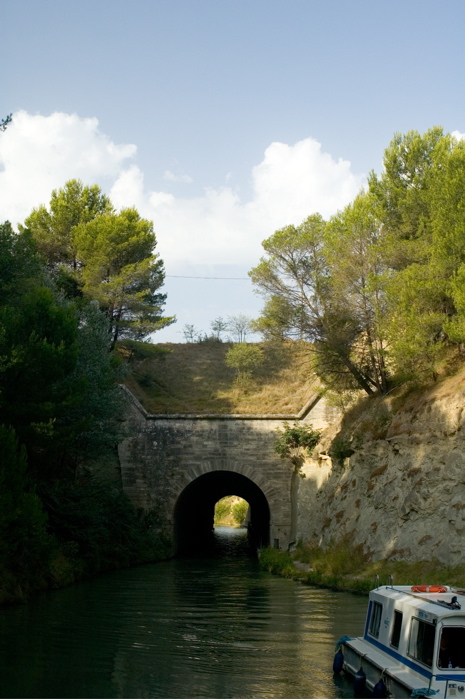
174,470,270,555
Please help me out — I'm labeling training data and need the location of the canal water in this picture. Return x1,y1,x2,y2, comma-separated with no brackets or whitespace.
0,528,368,698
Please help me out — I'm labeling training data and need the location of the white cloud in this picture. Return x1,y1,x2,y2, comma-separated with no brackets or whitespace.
130,137,364,266
248,139,361,224
452,130,465,141
0,110,364,268
148,190,176,208
163,169,193,183
0,110,136,226
110,164,146,211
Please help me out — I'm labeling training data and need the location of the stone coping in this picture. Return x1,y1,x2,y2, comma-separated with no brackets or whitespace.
120,384,322,421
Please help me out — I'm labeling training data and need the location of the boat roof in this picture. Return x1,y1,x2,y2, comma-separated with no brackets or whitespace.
369,585,465,620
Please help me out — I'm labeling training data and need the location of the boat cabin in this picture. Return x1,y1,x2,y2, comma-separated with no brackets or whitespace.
364,585,465,677
339,585,465,697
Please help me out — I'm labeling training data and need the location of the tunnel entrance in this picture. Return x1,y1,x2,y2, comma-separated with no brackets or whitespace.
174,470,270,555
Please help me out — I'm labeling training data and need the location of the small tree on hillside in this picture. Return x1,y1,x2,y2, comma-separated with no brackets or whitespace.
227,314,252,342
225,342,264,388
183,324,199,342
210,316,229,341
74,208,174,346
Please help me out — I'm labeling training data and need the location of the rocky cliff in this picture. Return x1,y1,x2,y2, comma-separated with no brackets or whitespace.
297,368,465,567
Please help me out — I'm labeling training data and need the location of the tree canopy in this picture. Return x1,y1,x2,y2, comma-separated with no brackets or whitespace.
23,179,113,269
23,179,174,345
0,177,177,598
0,214,167,599
0,219,125,479
249,212,383,394
250,127,465,394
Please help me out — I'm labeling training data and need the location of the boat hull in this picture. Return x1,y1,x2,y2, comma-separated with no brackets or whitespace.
342,639,465,698
342,641,412,697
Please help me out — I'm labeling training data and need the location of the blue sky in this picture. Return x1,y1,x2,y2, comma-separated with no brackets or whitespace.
3,0,465,341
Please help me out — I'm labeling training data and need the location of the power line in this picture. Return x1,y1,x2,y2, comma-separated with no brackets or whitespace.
166,275,249,280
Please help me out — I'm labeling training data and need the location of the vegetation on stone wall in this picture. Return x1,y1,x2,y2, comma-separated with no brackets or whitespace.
274,422,321,457
41,480,171,577
274,422,321,472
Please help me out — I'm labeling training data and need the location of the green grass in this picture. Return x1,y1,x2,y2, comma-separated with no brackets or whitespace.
118,339,319,414
259,541,465,595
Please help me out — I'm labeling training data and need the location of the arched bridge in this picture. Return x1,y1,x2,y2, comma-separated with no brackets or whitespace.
118,387,333,554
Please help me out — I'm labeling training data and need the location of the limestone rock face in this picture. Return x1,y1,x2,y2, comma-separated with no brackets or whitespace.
297,375,465,566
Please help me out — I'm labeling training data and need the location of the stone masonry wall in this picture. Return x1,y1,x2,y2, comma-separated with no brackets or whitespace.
297,374,465,567
118,389,335,551
119,372,465,566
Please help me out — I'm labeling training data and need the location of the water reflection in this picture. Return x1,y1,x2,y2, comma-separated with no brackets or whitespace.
0,528,367,698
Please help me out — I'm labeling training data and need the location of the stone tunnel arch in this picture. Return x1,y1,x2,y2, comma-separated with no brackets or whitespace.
118,387,335,555
174,470,271,553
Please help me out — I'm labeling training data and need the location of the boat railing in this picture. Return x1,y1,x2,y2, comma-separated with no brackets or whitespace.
373,574,394,589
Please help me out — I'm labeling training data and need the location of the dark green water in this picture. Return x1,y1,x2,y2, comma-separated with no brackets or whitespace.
0,528,367,698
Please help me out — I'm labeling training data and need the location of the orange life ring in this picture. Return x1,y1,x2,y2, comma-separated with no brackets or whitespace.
411,585,447,593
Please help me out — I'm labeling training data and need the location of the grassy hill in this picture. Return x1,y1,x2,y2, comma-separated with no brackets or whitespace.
119,340,319,414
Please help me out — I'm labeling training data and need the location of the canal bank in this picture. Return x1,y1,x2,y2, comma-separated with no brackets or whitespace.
258,543,465,596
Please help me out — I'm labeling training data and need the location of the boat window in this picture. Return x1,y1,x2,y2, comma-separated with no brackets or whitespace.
437,626,465,669
369,601,383,638
390,610,403,649
408,618,435,667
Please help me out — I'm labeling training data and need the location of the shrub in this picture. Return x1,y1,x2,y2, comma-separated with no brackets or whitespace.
225,343,265,387
118,339,170,363
214,498,232,525
0,426,52,601
329,434,362,463
274,422,321,459
232,499,249,525
299,537,370,577
39,477,170,576
259,548,295,576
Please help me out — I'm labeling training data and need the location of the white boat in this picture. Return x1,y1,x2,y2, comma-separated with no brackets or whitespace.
334,584,465,698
